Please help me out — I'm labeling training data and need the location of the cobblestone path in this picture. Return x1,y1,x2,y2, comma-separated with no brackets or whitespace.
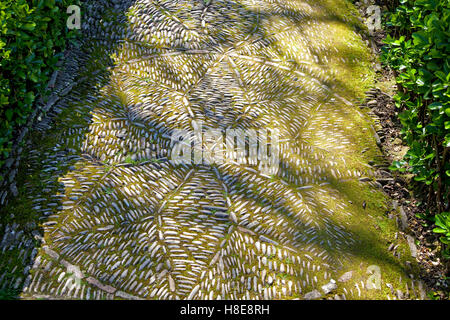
0,0,425,300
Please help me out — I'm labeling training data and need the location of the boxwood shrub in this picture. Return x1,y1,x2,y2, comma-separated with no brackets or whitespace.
0,0,79,171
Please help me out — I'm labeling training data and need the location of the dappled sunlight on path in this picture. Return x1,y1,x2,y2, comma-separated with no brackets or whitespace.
0,0,425,300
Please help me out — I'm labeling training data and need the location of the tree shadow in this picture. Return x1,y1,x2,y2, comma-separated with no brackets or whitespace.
0,0,410,300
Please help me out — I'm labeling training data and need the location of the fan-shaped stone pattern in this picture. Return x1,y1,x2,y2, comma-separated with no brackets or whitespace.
0,0,422,300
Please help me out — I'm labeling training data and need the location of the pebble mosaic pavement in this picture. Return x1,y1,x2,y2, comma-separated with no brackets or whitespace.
0,0,426,300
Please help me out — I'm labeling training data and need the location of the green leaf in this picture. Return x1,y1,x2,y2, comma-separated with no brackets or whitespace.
24,91,35,105
5,109,13,121
429,102,443,110
412,32,428,46
22,22,36,31
433,227,446,234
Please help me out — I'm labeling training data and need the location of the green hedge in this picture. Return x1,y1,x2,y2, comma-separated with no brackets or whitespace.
382,0,449,212
382,0,449,257
0,0,78,171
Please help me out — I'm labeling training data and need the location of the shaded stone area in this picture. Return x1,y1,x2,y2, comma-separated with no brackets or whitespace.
0,0,426,299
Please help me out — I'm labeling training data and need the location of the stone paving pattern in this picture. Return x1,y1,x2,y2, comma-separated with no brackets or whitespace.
0,0,426,300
